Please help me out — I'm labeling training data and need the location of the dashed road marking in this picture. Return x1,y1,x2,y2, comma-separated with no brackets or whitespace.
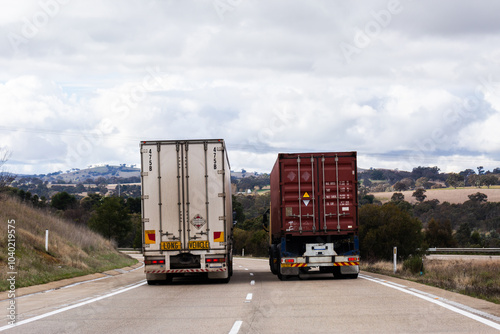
229,320,243,334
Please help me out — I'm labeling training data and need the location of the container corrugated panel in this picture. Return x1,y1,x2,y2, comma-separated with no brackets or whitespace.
140,139,232,254
270,152,358,239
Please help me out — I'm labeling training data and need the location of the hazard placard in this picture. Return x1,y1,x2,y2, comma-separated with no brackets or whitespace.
303,192,310,198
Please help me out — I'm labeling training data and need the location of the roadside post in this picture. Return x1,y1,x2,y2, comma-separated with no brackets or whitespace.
393,247,397,274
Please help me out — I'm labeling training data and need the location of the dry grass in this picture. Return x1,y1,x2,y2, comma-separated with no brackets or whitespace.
371,187,500,204
361,258,500,304
0,193,137,291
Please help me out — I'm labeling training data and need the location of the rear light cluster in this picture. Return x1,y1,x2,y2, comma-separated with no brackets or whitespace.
348,257,359,262
281,258,295,263
206,258,226,263
145,259,165,265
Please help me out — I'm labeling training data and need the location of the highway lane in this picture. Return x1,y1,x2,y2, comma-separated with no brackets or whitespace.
2,257,500,333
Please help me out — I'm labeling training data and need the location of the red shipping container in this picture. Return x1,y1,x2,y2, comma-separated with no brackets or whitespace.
270,152,358,241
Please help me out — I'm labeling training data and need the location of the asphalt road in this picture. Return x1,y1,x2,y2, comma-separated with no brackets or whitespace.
2,255,500,333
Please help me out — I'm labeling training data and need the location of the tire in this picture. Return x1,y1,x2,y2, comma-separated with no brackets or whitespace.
277,272,288,281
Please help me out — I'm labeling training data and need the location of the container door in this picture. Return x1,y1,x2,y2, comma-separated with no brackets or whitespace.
280,155,318,233
318,154,358,232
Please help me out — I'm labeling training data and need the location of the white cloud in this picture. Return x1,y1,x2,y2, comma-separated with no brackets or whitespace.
1,0,500,175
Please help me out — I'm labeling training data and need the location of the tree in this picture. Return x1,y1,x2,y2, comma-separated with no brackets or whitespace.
459,169,475,186
391,192,405,202
370,169,385,181
455,222,472,247
412,188,427,203
424,218,457,248
468,192,487,203
412,166,440,180
470,230,484,247
232,195,246,225
0,148,15,189
393,182,408,192
481,175,498,188
359,203,423,261
88,196,132,246
467,174,480,188
446,173,463,189
51,191,77,210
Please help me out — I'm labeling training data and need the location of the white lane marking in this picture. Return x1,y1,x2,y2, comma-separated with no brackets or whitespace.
245,293,253,302
250,280,255,286
360,274,500,330
244,268,249,271
229,320,243,334
250,273,254,276
0,280,147,332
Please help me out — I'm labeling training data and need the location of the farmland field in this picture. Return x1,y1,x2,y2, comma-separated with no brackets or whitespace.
370,187,500,204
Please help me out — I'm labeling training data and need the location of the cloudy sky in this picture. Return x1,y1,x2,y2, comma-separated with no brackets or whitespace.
1,0,500,175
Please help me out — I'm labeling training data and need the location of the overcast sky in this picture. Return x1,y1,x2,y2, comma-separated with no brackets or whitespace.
1,0,500,175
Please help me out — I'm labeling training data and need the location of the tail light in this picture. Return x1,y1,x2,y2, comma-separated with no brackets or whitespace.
145,259,165,265
348,257,359,262
206,257,226,263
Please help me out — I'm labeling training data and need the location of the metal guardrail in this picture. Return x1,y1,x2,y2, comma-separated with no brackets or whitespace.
427,248,500,253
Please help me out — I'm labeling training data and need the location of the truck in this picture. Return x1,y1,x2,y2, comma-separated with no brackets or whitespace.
268,151,360,280
140,139,233,284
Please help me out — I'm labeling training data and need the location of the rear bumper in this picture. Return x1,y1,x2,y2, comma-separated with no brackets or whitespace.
145,267,226,274
280,261,359,275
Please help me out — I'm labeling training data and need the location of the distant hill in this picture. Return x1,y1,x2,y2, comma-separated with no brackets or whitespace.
21,165,141,183
19,165,264,184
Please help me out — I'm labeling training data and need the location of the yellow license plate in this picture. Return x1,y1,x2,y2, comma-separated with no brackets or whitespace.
189,241,209,250
161,241,181,250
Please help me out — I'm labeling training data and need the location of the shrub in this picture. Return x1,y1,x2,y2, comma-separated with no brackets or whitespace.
403,255,424,274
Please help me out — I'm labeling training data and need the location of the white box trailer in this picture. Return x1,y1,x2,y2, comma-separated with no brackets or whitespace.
140,139,233,284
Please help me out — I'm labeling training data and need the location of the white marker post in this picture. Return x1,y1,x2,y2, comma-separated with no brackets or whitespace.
45,229,49,252
393,247,397,274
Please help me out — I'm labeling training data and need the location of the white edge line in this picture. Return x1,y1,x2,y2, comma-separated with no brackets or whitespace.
229,320,243,334
360,275,500,330
0,280,147,332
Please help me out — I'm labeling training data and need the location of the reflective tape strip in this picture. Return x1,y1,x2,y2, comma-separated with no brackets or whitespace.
145,268,226,273
281,263,307,268
333,262,359,266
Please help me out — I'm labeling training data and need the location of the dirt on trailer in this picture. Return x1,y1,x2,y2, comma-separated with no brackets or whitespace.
371,187,500,204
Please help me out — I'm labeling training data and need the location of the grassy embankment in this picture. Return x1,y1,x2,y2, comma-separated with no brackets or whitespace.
361,259,500,304
0,194,137,291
